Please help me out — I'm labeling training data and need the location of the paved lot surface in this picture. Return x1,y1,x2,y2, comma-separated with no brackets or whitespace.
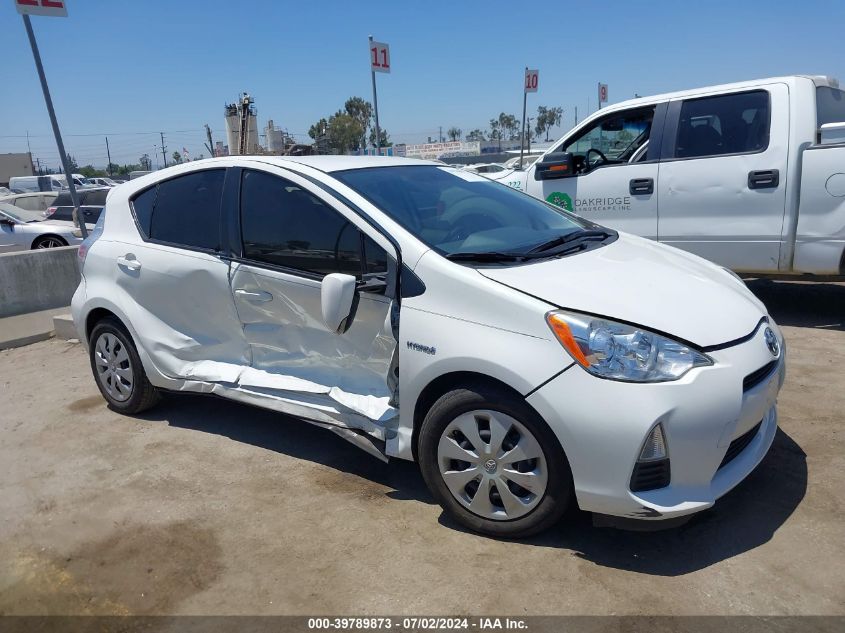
0,280,843,616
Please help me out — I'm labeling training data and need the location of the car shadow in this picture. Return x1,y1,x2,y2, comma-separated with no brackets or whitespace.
440,428,807,576
744,278,845,330
138,394,806,577
134,392,433,504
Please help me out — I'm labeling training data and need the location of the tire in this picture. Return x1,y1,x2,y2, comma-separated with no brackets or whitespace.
32,235,68,249
88,317,160,414
418,382,573,538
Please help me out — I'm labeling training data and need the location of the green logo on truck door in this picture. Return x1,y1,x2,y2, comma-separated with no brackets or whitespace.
546,192,573,212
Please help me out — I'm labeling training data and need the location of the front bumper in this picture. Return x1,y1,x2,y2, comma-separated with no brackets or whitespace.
526,320,785,521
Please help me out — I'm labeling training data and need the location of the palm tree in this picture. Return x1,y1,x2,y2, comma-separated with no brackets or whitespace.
447,127,462,142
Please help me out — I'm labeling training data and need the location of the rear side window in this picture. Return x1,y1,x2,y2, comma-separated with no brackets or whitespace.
239,170,385,278
131,169,225,251
674,90,770,158
53,192,72,206
83,189,108,205
816,86,845,127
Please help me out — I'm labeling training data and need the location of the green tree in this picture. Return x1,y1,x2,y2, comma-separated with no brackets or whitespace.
328,111,364,154
172,151,182,164
447,127,462,142
497,113,519,140
66,154,79,171
78,165,106,178
466,129,485,142
535,105,563,141
489,119,501,149
344,96,373,148
139,154,152,171
308,118,328,140
369,126,392,148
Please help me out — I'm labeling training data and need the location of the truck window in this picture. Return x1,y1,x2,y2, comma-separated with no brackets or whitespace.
674,90,769,158
816,86,845,127
559,107,655,173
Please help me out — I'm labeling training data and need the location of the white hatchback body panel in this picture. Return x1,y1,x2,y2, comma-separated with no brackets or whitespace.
72,156,783,519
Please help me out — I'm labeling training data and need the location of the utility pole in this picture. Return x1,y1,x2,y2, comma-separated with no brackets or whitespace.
105,136,112,176
160,132,167,167
575,106,578,126
204,124,214,156
35,157,42,175
21,14,87,239
439,126,443,143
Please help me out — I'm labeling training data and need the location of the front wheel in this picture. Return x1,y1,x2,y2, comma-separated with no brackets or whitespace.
418,383,573,538
88,318,160,414
32,235,67,249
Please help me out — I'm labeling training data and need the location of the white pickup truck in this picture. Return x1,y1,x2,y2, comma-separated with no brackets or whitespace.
497,75,845,277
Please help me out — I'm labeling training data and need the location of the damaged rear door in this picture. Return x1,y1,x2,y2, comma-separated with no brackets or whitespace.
228,167,399,445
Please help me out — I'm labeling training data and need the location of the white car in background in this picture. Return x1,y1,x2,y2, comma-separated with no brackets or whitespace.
72,156,784,537
0,202,82,251
0,191,59,213
463,163,508,174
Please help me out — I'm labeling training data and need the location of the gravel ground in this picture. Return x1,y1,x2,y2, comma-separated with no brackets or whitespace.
0,279,843,616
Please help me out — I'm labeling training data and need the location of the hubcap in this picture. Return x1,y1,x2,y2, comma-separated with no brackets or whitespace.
37,238,62,248
437,409,548,521
93,332,133,402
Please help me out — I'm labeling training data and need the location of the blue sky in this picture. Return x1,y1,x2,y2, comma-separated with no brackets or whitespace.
2,0,843,170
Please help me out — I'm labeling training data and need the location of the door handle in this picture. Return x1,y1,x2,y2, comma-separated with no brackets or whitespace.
116,255,141,271
629,178,654,195
234,288,273,302
748,169,779,189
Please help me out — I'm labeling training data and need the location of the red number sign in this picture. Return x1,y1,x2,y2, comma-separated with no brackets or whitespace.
599,83,608,103
524,69,539,93
15,0,68,17
370,41,391,74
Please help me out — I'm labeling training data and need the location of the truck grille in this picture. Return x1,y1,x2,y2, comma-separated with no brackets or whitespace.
719,421,762,469
743,360,778,392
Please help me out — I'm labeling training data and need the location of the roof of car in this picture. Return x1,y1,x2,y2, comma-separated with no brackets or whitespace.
171,155,438,173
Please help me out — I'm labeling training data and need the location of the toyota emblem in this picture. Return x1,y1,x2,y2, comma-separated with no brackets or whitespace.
764,327,780,357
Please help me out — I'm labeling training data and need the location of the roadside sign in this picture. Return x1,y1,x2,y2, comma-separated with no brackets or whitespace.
524,69,539,93
370,40,390,74
14,0,68,17
598,82,608,104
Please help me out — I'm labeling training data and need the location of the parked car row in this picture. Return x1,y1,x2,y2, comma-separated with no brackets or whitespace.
0,201,83,252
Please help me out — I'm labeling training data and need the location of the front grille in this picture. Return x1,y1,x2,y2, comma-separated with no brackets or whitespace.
630,458,671,492
719,421,762,469
743,360,778,392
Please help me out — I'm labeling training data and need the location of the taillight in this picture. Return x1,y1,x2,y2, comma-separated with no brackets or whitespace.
77,241,89,264
44,206,57,218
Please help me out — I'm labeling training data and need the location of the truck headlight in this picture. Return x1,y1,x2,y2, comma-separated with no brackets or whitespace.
546,310,712,382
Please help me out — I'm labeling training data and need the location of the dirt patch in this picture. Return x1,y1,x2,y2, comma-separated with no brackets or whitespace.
0,521,223,615
66,396,105,413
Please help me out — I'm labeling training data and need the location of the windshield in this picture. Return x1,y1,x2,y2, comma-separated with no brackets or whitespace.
0,203,42,223
333,165,601,257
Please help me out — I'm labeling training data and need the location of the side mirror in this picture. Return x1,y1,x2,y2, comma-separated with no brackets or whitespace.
534,152,574,180
321,273,358,334
0,217,15,227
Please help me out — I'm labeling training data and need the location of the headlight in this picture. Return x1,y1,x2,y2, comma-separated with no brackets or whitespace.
546,310,712,382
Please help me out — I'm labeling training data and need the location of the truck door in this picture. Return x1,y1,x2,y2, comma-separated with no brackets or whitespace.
525,105,661,239
656,84,789,272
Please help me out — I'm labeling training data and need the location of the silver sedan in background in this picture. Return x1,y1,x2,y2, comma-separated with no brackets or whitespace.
0,202,83,252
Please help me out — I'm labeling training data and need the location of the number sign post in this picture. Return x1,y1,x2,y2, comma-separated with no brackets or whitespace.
520,68,539,168
598,82,608,109
368,37,390,154
15,0,87,238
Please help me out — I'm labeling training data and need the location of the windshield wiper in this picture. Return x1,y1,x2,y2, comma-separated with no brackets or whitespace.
446,251,524,262
527,229,613,254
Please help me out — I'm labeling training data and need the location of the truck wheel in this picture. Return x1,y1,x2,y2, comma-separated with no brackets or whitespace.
418,382,573,538
89,317,160,414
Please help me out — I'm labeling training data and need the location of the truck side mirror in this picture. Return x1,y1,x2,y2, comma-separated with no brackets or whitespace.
321,273,358,334
534,152,574,180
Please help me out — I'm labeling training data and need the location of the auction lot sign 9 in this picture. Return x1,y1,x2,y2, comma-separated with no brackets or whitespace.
15,0,68,17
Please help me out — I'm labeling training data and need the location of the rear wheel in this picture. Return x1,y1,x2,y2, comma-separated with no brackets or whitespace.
32,235,67,249
89,318,160,414
418,382,573,538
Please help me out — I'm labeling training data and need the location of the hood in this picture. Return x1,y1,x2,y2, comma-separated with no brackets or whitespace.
477,233,767,348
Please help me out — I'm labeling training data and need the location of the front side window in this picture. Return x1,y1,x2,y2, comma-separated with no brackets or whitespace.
561,107,655,172
239,170,387,278
333,165,601,259
132,169,225,251
674,90,769,158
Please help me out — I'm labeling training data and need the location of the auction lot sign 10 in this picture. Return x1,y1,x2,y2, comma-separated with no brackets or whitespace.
14,0,68,17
